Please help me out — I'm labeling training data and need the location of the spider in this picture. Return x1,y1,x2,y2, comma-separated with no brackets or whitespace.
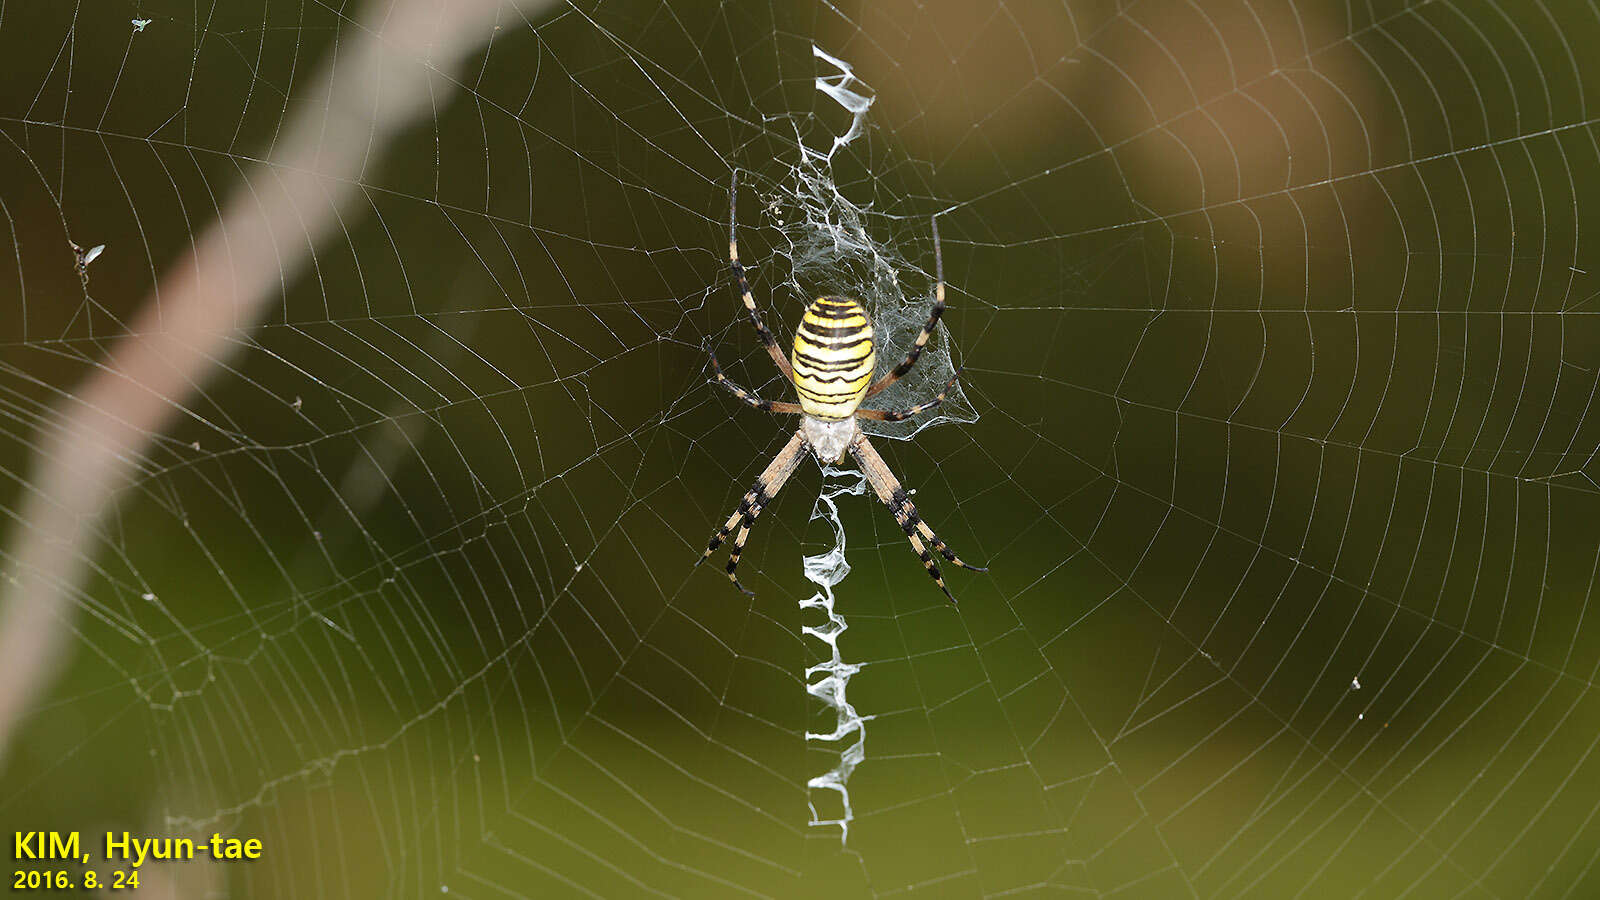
699,172,987,602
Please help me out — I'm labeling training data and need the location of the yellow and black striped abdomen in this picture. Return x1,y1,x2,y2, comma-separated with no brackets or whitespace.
792,296,876,420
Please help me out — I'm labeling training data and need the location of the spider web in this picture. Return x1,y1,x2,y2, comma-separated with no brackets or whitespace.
3,1,1600,898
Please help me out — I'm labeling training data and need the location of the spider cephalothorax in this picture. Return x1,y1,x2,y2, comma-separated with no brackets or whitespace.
698,172,986,601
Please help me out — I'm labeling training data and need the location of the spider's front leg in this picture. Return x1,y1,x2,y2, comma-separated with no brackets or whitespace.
850,433,987,602
699,431,807,595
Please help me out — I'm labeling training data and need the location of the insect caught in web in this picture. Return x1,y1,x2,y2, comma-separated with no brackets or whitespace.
699,172,987,602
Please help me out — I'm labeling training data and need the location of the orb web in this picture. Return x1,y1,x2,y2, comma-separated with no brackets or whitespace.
2,2,1600,898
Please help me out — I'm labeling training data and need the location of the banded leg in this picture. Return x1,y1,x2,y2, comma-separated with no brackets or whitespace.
699,430,807,595
729,171,795,382
705,342,802,414
865,215,945,398
854,370,962,422
851,434,986,603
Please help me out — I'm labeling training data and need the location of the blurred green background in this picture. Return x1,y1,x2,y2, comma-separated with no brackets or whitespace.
5,0,1600,897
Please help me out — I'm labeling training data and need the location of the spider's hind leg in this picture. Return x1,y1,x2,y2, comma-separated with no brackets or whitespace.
728,171,795,381
864,215,947,399
855,370,962,423
704,340,802,415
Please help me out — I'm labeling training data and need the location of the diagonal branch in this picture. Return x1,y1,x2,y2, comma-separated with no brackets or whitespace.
0,0,558,772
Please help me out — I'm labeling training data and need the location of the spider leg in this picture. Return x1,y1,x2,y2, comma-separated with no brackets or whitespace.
705,340,803,414
854,369,962,422
699,431,807,595
850,434,985,603
729,171,796,382
865,215,946,399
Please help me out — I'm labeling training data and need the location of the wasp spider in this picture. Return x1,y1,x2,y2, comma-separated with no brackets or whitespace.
699,172,986,601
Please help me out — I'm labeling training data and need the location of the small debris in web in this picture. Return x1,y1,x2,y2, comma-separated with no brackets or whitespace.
1351,676,1361,690
318,614,356,643
132,18,152,32
69,240,104,291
